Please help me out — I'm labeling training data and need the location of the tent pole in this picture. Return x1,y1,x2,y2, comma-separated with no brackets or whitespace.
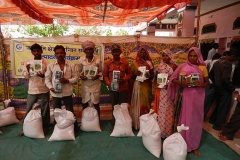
0,25,9,100
195,0,201,47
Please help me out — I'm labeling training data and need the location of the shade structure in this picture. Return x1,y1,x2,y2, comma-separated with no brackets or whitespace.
0,0,191,26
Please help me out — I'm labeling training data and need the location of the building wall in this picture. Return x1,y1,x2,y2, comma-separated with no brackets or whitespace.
195,3,240,49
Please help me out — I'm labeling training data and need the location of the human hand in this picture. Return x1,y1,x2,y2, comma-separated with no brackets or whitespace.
26,64,30,72
136,71,142,76
91,75,100,80
181,81,191,87
59,78,69,84
237,95,240,102
145,71,151,78
36,72,44,78
117,78,124,83
80,75,88,80
50,88,57,93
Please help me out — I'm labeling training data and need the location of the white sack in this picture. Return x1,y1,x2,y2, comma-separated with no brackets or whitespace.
110,103,134,137
163,124,189,160
137,109,155,137
54,108,76,129
142,115,161,158
0,107,19,127
80,106,101,132
48,124,75,141
23,109,44,138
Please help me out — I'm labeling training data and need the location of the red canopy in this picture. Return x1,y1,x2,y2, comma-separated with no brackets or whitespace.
0,0,191,25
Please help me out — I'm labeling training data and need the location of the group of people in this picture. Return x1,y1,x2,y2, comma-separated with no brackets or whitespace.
18,41,240,157
204,43,240,142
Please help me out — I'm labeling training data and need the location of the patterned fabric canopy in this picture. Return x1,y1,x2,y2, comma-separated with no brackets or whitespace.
0,0,191,26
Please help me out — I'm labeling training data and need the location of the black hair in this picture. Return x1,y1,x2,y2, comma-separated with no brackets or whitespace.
212,53,221,60
54,45,65,53
30,43,42,51
222,51,234,56
211,43,219,49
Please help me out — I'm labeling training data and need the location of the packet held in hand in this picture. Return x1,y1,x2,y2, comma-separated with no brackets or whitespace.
157,73,168,88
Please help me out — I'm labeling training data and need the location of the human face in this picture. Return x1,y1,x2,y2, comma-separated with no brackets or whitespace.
188,50,198,65
111,49,121,59
162,53,170,63
31,48,42,60
84,47,94,58
139,49,147,60
54,48,66,61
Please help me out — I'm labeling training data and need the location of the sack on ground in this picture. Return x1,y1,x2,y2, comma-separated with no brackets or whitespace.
48,108,76,141
23,108,44,138
137,109,155,137
163,124,189,160
54,108,76,129
80,106,101,132
48,124,75,141
111,103,134,137
142,115,161,158
0,107,19,127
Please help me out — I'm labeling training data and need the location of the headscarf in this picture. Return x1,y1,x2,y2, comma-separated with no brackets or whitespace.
136,47,153,69
82,40,95,51
167,47,205,100
187,47,206,66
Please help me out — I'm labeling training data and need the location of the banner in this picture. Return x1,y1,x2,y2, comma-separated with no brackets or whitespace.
11,40,102,77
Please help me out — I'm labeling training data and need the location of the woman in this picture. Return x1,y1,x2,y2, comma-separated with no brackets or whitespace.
167,47,209,156
130,47,154,130
153,49,178,138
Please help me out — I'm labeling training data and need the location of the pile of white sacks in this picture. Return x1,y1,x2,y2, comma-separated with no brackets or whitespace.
110,105,189,159
1,100,189,159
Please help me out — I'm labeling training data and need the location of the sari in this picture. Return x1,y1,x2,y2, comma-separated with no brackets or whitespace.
130,47,154,130
167,47,206,152
153,49,177,138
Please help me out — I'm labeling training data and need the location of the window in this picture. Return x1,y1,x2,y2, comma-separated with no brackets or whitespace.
201,23,216,34
233,17,240,30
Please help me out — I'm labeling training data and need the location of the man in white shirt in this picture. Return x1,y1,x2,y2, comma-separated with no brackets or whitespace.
78,41,102,121
207,43,219,60
19,43,50,137
45,45,79,136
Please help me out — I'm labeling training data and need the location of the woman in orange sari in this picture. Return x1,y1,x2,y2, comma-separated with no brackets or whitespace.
130,47,154,130
153,49,178,138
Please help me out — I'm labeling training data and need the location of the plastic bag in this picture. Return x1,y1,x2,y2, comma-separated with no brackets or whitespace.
137,109,155,137
163,124,189,160
110,103,134,137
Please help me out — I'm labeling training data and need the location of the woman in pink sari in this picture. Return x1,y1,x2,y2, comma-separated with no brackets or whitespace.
167,47,209,156
153,49,177,138
130,47,154,130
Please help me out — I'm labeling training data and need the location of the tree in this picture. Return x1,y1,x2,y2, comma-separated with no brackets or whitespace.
74,26,106,36
105,27,113,36
16,24,69,37
115,29,129,36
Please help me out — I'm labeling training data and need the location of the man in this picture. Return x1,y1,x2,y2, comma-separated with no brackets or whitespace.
45,45,79,136
209,51,237,130
219,93,240,141
19,43,50,137
207,43,219,60
78,40,102,120
103,44,132,125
